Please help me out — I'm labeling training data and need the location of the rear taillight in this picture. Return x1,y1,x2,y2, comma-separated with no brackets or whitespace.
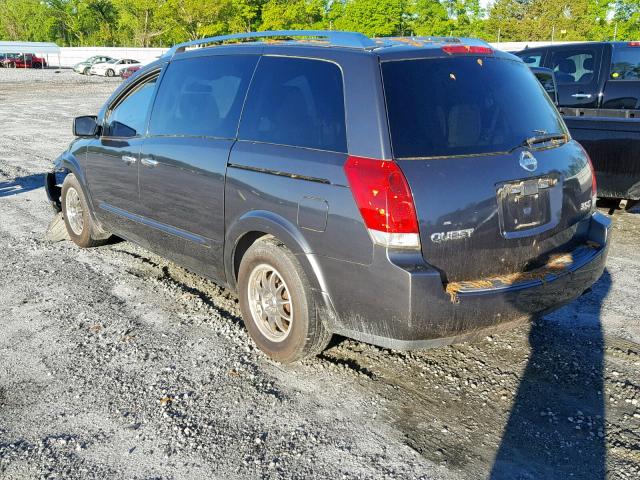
584,152,598,208
441,45,493,55
587,154,597,199
344,156,420,249
579,144,598,207
628,41,640,47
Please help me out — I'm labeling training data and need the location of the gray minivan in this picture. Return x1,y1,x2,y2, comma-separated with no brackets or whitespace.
46,31,610,363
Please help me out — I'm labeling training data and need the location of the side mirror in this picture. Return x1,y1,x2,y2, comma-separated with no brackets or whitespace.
73,115,99,137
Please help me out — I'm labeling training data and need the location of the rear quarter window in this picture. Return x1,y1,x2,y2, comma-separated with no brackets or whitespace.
238,56,347,153
519,53,543,67
610,47,640,80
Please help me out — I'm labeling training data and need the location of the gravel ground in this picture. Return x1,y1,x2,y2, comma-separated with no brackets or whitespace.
0,69,639,480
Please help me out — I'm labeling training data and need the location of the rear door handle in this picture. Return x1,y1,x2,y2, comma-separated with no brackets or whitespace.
571,93,592,99
121,155,137,165
140,158,158,168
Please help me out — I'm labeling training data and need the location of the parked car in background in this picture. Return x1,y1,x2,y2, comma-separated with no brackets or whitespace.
90,58,140,77
516,41,640,208
73,55,115,75
0,53,19,66
46,31,610,363
120,64,141,80
0,53,47,68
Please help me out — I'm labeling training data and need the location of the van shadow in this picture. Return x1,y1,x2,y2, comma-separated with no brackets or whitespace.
0,174,44,198
490,269,611,479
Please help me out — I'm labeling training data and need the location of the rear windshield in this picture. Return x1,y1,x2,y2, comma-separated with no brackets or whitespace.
382,56,566,158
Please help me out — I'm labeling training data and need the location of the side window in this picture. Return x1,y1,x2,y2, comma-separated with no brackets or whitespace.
149,55,258,138
104,76,158,138
551,49,596,84
519,53,543,67
533,71,557,102
610,47,640,80
239,56,347,152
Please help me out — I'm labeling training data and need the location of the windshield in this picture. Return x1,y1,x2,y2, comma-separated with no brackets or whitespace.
382,56,567,158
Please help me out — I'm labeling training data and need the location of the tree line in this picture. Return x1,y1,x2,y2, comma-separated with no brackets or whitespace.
0,0,639,47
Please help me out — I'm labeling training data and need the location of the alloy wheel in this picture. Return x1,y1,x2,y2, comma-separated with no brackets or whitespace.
65,187,84,236
247,264,293,342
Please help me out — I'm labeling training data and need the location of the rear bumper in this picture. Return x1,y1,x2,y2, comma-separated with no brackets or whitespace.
322,211,611,350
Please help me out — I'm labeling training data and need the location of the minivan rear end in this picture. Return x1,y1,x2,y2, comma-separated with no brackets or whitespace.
327,45,610,348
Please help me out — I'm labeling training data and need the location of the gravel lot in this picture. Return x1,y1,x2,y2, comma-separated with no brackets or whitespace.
1,69,639,479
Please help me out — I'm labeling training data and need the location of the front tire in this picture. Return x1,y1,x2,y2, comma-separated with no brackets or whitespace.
61,175,108,248
83,67,91,75
106,69,114,77
238,237,331,363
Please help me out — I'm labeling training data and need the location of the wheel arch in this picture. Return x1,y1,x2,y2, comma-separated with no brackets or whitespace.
224,211,328,296
54,152,108,236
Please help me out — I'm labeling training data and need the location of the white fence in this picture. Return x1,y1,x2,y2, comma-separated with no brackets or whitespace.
31,41,581,68
491,41,580,52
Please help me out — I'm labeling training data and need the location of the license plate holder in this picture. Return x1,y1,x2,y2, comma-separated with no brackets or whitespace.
496,176,561,239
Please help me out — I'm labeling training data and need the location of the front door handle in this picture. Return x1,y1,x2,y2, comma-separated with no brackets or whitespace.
571,93,592,99
140,158,158,168
121,155,137,165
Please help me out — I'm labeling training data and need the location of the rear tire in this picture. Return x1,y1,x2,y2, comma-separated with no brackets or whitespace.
61,174,109,248
106,69,114,77
238,237,331,363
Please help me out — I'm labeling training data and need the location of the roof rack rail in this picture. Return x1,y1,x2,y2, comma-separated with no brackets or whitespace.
163,30,377,57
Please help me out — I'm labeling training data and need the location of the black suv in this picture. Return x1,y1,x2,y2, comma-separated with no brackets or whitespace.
46,31,610,363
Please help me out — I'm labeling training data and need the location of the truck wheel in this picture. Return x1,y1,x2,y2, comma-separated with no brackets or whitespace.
106,69,114,77
32,62,42,69
61,175,108,248
625,199,639,212
238,237,331,363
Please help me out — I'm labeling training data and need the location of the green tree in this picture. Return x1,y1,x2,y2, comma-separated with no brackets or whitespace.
159,0,234,43
0,0,54,42
228,0,267,32
113,0,166,47
333,0,407,36
443,0,483,36
408,0,451,36
612,0,640,39
259,0,326,31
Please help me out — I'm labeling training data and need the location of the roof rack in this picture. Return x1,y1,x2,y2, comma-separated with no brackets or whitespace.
164,30,377,57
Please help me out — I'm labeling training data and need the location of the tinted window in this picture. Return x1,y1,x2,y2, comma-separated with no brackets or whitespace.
382,57,566,158
239,56,347,152
519,53,543,67
610,47,640,80
533,70,557,100
550,48,596,84
105,77,157,137
149,55,257,138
